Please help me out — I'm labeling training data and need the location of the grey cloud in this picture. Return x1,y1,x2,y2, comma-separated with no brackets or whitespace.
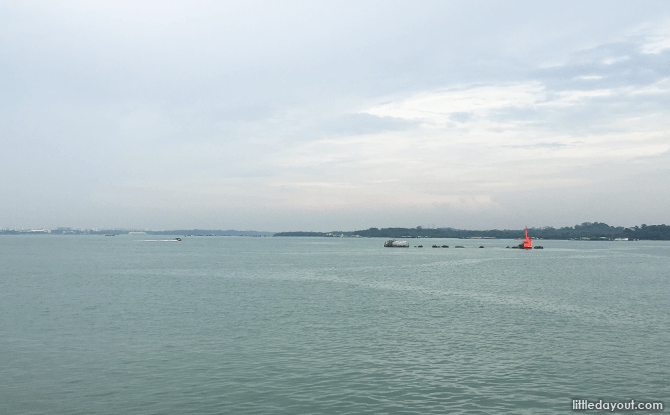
488,87,669,136
534,40,670,91
449,112,473,123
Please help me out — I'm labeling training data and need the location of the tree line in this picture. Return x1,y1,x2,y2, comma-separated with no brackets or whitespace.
273,222,670,240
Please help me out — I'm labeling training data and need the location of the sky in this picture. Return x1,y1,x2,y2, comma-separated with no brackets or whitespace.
1,0,669,231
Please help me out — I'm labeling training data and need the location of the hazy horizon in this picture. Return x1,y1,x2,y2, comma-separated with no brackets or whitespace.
3,221,664,234
2,1,669,232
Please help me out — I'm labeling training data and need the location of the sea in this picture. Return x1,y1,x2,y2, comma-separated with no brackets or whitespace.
1,235,668,414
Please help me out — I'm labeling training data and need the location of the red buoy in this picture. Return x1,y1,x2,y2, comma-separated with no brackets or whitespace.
523,226,533,249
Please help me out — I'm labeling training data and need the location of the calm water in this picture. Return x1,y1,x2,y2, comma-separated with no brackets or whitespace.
1,235,668,414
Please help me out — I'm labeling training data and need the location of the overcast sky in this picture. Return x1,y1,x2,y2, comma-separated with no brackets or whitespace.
2,1,669,231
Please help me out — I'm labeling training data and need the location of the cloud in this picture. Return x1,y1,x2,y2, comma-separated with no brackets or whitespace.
363,83,546,125
575,75,604,80
316,113,419,137
603,56,631,65
2,1,670,230
641,20,670,54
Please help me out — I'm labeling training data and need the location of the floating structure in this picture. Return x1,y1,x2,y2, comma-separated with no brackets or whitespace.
508,227,543,249
384,239,409,247
523,227,533,249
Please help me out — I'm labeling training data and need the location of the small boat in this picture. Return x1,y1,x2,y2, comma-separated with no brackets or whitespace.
174,238,182,241
442,245,449,248
105,234,114,236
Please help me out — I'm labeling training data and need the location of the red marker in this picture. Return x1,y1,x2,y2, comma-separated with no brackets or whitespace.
523,226,533,249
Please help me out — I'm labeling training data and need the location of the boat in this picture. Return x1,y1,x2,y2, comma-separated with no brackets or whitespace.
384,239,409,247
105,233,114,236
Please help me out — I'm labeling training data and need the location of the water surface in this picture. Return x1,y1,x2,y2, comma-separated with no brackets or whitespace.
1,236,668,414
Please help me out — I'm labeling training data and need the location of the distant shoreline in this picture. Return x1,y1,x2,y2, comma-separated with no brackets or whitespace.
0,229,273,237
273,222,670,241
2,222,670,240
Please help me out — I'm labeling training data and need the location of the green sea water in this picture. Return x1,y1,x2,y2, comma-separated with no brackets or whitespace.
1,235,668,414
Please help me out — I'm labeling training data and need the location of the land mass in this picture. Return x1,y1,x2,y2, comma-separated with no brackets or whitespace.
2,222,670,240
273,222,670,241
0,228,273,237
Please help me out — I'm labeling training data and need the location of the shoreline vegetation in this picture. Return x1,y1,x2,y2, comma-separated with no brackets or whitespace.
275,222,670,240
2,222,670,240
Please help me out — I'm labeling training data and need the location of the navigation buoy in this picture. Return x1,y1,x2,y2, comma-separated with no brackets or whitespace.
523,226,533,249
